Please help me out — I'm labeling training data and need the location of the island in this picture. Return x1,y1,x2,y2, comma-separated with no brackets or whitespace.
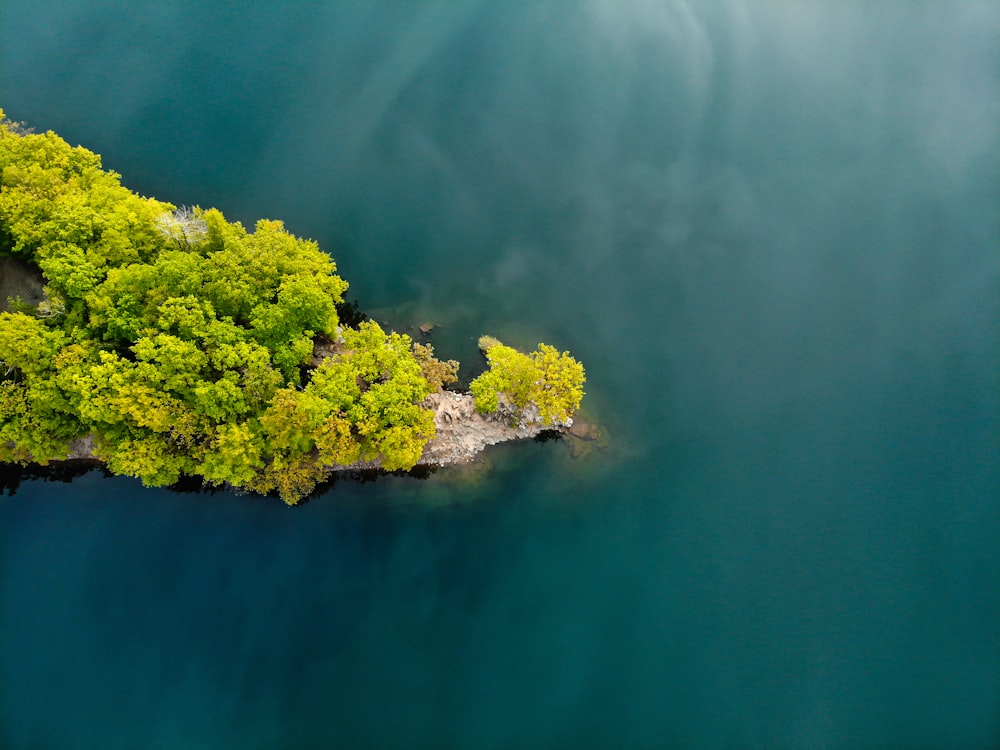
0,110,586,504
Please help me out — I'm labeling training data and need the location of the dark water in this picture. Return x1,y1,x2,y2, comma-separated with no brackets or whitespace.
2,2,999,747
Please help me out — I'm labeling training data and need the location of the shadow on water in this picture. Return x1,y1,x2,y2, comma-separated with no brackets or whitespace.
0,458,441,503
0,460,105,496
333,298,369,328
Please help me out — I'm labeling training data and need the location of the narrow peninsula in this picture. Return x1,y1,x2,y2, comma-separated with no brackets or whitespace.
0,111,586,503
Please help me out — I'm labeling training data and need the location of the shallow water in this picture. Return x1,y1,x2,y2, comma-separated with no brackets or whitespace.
2,2,998,747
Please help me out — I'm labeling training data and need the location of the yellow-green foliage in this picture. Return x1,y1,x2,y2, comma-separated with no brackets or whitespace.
0,110,447,504
471,339,585,425
412,342,459,392
308,322,436,472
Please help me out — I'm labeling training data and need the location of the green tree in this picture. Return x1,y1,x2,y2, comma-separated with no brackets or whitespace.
198,421,266,487
470,338,585,426
412,342,459,391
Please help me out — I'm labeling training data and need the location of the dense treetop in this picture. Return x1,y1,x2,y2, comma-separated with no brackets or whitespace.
0,110,585,504
471,336,585,426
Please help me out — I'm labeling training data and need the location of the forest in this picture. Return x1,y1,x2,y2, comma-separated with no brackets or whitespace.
0,110,585,503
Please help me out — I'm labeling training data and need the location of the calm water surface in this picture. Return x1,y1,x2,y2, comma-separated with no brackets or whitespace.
1,2,998,748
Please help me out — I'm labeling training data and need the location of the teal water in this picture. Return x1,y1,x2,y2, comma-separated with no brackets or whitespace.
2,2,999,747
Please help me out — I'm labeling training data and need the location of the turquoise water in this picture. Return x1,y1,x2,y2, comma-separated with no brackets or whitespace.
2,2,999,747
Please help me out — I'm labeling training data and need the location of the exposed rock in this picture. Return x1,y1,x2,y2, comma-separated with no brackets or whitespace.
65,435,97,461
310,333,342,366
417,391,553,466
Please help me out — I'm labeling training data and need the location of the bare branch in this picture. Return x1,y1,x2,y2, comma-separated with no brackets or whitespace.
154,206,208,248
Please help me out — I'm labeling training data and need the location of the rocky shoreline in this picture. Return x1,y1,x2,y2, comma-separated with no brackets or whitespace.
2,253,595,492
55,389,578,475
2,386,606,501
412,390,562,467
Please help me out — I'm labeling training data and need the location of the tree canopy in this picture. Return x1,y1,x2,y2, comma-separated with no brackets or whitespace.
471,337,585,426
0,110,585,504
